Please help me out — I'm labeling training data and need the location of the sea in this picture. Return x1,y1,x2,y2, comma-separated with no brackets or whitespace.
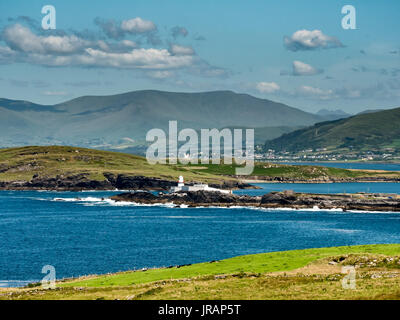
0,163,399,287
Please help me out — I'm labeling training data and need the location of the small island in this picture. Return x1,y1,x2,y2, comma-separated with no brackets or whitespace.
111,189,400,212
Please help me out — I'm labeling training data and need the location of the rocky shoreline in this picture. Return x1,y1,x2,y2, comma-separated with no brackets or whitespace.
0,172,399,192
0,172,255,191
111,190,400,212
236,175,400,183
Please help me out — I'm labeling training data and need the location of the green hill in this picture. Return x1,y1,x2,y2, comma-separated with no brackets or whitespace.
264,107,400,152
0,146,399,186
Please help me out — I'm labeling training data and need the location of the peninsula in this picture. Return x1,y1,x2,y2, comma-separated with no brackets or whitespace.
0,146,399,191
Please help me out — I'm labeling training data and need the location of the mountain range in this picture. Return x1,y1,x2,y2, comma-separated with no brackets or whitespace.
0,90,328,151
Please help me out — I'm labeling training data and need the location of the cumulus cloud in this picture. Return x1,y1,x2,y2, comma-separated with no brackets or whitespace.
284,29,343,51
146,70,174,79
0,19,228,80
299,85,335,100
3,24,90,54
171,26,188,39
296,85,363,100
43,91,68,96
169,44,195,56
121,17,156,33
94,17,156,40
256,82,280,93
292,60,322,76
80,48,194,69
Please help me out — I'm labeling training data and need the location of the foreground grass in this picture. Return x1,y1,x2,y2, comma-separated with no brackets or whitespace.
2,244,400,300
60,244,400,288
0,146,398,184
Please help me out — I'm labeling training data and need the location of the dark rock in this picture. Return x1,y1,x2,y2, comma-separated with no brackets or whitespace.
112,190,400,212
112,190,261,207
115,175,175,190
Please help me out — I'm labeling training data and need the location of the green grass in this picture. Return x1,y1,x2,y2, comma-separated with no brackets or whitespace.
0,146,398,185
61,244,400,288
0,146,229,184
3,244,400,300
181,162,392,179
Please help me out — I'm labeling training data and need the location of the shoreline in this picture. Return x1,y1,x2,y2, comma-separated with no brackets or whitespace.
111,190,400,212
0,177,399,192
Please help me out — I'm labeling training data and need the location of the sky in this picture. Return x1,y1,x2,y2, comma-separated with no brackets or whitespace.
0,0,399,113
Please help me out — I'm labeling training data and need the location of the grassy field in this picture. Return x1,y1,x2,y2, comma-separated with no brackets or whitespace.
2,244,400,300
0,146,398,184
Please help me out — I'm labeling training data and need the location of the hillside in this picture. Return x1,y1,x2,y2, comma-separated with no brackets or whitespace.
264,107,400,153
0,146,399,190
0,90,324,150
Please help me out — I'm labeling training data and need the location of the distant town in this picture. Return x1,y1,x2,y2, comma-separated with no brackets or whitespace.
254,148,400,163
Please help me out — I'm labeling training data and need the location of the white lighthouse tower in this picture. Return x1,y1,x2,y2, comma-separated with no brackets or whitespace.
178,175,185,187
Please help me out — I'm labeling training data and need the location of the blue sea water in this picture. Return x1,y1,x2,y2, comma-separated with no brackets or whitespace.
1,182,400,287
235,182,400,196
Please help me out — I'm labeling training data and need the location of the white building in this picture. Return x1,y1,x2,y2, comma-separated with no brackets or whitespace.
170,176,232,194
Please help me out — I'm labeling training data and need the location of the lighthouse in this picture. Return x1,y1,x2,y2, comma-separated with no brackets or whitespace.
177,176,185,187
170,175,232,194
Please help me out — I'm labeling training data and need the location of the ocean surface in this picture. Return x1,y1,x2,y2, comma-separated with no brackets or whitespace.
1,181,400,287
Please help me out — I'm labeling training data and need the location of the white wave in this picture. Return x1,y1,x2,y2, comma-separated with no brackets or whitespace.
51,196,177,208
317,228,361,234
52,197,105,202
47,196,400,213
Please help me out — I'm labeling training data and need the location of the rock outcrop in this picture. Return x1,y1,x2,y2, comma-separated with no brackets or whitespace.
111,190,400,212
111,191,261,207
0,172,253,191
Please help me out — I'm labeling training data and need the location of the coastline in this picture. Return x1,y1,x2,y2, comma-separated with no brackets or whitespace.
0,175,399,192
110,190,400,212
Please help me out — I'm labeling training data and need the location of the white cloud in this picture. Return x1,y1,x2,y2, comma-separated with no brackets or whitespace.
121,40,137,48
0,22,227,79
284,29,343,51
82,48,194,69
120,17,156,33
299,85,334,100
42,91,68,96
3,24,89,54
147,70,174,79
256,82,280,93
170,44,195,56
292,60,322,76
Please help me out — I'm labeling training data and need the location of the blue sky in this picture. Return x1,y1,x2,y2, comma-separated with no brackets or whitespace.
0,0,399,113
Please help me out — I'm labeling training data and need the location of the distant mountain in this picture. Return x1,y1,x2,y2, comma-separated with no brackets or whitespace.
222,125,305,145
0,90,324,150
316,109,351,121
264,107,400,152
